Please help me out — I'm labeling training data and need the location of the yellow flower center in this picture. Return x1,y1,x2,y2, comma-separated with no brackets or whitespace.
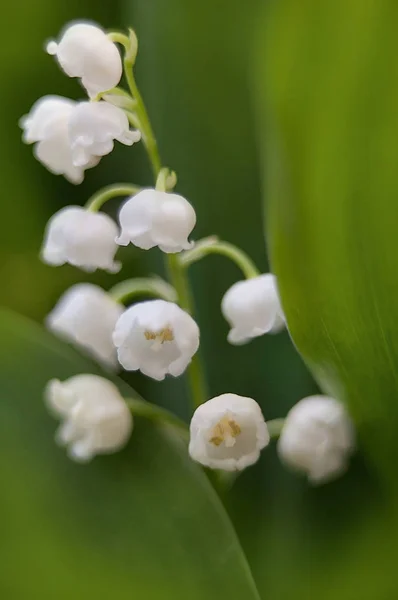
209,415,241,447
144,327,174,343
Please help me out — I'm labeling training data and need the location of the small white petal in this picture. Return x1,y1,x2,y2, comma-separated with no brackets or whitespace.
113,299,199,380
117,189,196,253
46,283,124,369
20,96,97,183
47,22,123,97
68,101,141,167
277,395,355,484
189,393,269,471
222,274,285,345
45,374,133,462
41,206,120,273
20,95,75,143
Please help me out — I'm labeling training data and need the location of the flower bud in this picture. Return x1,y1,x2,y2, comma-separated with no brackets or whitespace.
116,189,196,253
221,274,285,345
277,395,355,484
45,374,133,462
20,95,97,184
41,206,120,273
46,22,123,97
113,299,200,380
46,284,123,369
189,394,269,471
68,101,141,168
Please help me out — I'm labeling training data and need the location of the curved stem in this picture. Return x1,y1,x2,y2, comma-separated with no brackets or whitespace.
180,238,260,279
109,277,177,304
85,184,141,212
124,68,161,180
101,87,137,111
125,397,189,441
267,418,285,439
121,52,208,409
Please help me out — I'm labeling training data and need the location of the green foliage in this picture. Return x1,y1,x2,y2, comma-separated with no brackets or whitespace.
0,309,260,600
3,0,398,597
257,0,398,480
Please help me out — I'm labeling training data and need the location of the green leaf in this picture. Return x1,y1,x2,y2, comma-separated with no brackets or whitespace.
256,0,398,480
0,309,260,600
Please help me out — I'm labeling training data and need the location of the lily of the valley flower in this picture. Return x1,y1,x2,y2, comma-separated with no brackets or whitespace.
20,95,97,184
113,299,200,380
41,206,120,272
46,22,123,97
221,273,285,345
45,374,132,462
277,395,355,484
46,283,123,369
189,393,269,471
117,189,196,253
68,101,141,168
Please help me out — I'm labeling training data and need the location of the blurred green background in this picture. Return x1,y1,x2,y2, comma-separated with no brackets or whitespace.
0,0,395,598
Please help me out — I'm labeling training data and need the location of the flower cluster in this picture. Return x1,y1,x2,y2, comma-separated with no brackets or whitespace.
20,23,140,183
23,20,356,485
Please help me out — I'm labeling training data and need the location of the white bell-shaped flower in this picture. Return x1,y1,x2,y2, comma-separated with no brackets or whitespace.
277,395,355,484
113,299,199,380
46,284,124,369
41,206,120,272
189,393,269,471
116,189,196,253
20,95,96,184
221,273,285,345
45,374,133,462
20,95,74,143
46,22,123,97
68,101,141,167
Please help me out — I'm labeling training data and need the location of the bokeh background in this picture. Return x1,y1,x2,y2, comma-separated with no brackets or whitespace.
0,1,394,599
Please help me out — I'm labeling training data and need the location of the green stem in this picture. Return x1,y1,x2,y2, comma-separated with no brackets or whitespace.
166,254,208,408
125,397,189,441
122,52,208,409
180,238,260,279
109,277,177,304
267,418,285,439
85,183,141,212
124,68,161,180
101,87,137,111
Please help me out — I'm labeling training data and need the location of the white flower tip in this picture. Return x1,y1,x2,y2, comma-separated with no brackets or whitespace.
189,393,268,471
45,374,133,462
113,300,199,380
115,233,129,247
120,129,142,145
46,40,58,55
45,283,123,369
107,260,122,274
222,274,285,345
277,395,355,484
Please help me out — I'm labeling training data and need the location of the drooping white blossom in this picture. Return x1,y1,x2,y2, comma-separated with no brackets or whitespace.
20,95,97,184
277,395,355,484
46,22,123,97
46,284,124,369
41,206,120,272
189,393,269,471
116,189,196,253
68,101,141,168
221,274,285,345
113,299,199,380
45,374,133,462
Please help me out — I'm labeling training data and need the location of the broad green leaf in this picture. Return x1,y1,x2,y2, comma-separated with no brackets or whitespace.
256,0,398,479
0,309,260,600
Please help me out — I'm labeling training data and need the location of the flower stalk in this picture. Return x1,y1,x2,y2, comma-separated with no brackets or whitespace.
121,41,208,409
85,183,141,212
